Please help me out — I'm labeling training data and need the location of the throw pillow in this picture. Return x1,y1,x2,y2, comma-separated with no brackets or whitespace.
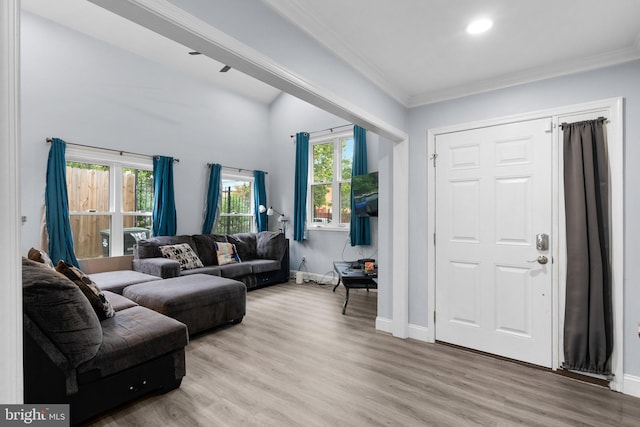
27,247,55,269
55,261,116,320
215,242,241,265
159,243,204,270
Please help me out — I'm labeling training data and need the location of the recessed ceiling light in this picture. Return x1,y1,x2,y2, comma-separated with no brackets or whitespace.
466,18,493,35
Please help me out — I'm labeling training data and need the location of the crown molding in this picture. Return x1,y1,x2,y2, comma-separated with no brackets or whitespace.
260,0,411,107
262,0,640,110
408,46,640,108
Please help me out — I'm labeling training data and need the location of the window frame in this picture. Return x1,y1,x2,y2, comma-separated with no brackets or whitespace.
215,171,256,234
307,130,353,231
65,146,153,258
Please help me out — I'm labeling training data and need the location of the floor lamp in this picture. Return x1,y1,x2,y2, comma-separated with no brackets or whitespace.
259,205,288,235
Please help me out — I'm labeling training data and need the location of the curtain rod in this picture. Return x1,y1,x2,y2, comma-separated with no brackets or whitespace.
45,137,180,162
206,163,268,175
289,123,353,138
560,116,607,130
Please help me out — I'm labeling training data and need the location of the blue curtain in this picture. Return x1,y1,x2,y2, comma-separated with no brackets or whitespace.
350,125,371,246
152,156,177,236
45,138,79,267
254,170,268,232
202,163,222,234
293,132,309,241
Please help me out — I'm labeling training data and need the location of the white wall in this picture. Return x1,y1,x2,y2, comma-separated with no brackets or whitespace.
268,93,379,281
407,60,640,377
20,12,271,252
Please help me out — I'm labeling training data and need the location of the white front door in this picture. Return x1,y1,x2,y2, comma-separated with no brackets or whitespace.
435,118,553,367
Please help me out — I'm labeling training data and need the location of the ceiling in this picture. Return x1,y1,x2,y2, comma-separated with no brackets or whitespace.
23,0,640,108
21,0,282,104
263,0,640,106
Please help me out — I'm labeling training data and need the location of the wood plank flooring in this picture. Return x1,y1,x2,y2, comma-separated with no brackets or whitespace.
87,281,640,426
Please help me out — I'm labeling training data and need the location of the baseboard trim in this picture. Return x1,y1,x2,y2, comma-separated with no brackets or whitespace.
376,317,393,334
408,324,431,342
623,374,640,398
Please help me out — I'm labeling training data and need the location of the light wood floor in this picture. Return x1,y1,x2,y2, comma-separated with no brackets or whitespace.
88,281,640,426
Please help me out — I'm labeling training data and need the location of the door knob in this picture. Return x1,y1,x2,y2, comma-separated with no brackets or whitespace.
527,256,548,265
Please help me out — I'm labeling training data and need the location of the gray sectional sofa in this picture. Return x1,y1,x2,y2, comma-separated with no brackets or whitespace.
132,231,290,290
22,232,287,423
22,257,188,425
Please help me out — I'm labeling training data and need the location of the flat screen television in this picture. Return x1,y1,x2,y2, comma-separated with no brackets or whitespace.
352,171,378,217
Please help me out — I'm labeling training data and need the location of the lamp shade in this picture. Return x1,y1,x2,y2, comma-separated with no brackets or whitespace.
266,207,274,216
259,205,267,214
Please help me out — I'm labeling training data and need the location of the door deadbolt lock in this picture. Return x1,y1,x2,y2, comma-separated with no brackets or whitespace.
536,233,549,251
527,255,548,265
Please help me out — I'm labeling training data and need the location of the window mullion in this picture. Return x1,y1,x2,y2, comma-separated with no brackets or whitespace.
333,139,341,224
110,164,124,256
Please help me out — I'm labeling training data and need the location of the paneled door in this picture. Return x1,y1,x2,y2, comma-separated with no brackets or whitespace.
435,118,553,367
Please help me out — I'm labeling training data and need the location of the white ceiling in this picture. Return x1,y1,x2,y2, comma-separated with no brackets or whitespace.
263,0,640,106
23,0,640,108
21,0,282,104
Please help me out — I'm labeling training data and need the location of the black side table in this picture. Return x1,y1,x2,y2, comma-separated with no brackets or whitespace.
333,261,377,314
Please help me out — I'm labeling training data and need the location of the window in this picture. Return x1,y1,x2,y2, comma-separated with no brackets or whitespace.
214,173,255,235
66,147,153,259
308,131,353,229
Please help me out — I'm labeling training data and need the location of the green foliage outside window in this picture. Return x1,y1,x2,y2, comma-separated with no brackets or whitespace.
215,180,253,234
311,137,353,225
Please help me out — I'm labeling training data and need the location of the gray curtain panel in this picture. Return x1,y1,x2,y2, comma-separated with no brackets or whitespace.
562,118,612,375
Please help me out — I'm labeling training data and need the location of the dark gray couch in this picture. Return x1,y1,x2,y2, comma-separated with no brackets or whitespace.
22,257,188,425
132,232,289,290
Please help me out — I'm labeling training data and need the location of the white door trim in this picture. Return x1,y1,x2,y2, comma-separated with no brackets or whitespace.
427,97,624,392
89,0,410,337
0,0,23,404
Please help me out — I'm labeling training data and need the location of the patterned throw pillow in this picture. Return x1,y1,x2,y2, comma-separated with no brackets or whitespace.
55,261,115,320
27,247,55,269
159,243,204,270
215,242,241,265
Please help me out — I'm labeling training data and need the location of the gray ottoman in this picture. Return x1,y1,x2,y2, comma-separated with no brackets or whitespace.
122,274,246,335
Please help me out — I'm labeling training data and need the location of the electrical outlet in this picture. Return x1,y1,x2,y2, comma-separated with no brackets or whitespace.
302,256,306,263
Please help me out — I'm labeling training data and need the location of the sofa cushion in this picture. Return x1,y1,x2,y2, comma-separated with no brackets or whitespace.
243,259,281,274
135,235,195,259
179,266,223,276
215,242,241,265
27,247,55,269
90,270,160,295
76,305,188,382
103,291,138,311
159,243,204,270
56,261,115,320
22,257,103,367
191,234,227,266
256,231,287,260
227,233,257,261
217,262,252,278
